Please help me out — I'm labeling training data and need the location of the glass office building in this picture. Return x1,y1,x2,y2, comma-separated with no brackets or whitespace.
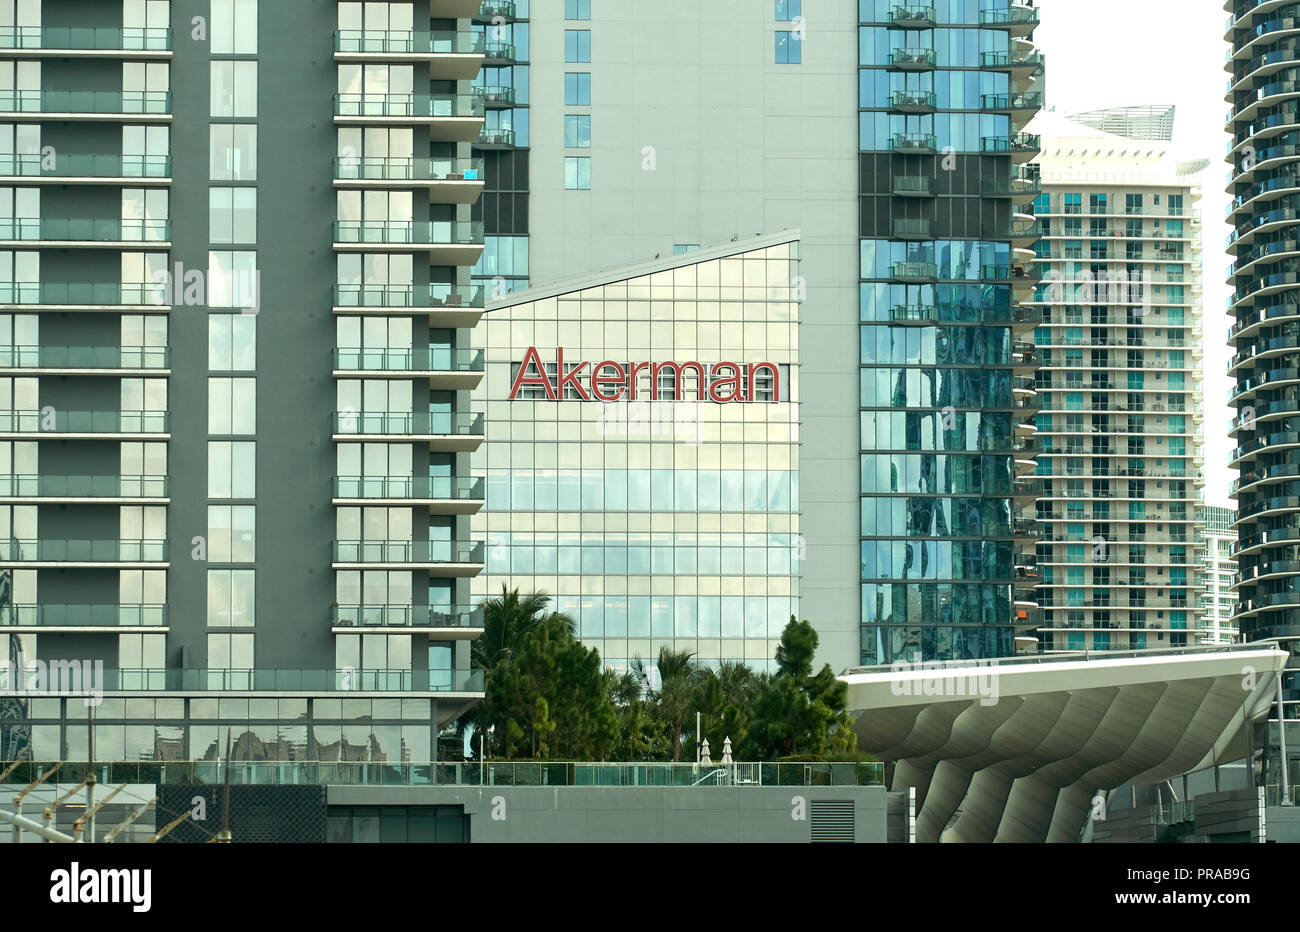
856,0,1044,662
471,234,801,673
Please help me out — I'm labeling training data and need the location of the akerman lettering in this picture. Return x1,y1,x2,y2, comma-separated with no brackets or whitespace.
508,347,782,403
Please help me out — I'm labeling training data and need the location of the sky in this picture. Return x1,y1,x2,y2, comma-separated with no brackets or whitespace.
1033,0,1234,507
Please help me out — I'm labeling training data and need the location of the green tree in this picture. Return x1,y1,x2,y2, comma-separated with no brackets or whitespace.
694,660,760,755
634,647,704,762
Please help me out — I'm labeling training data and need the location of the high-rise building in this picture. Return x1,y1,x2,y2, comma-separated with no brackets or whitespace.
1028,111,1206,652
1199,504,1238,645
0,0,489,765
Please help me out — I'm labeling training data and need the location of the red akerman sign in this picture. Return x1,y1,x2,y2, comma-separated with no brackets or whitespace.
508,347,783,403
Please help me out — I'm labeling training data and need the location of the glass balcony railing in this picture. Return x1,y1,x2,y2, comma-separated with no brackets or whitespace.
0,474,168,497
478,0,517,18
333,220,483,245
483,41,516,61
0,345,168,368
0,410,168,433
0,539,167,562
888,48,937,68
333,603,484,628
334,30,484,54
0,218,169,242
0,282,159,305
333,283,485,308
331,410,484,436
0,153,169,177
979,6,1040,28
980,92,1042,111
0,668,485,693
979,50,1045,71
889,5,937,26
890,304,939,324
333,92,483,118
890,132,937,152
475,128,515,147
0,90,171,114
980,133,1041,154
892,218,932,238
333,347,483,372
333,155,483,181
0,603,165,627
0,26,171,50
471,84,516,106
889,90,937,111
890,261,937,280
892,175,936,195
332,540,485,564
334,475,485,501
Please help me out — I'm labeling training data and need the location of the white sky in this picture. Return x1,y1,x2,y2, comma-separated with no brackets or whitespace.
1033,0,1234,507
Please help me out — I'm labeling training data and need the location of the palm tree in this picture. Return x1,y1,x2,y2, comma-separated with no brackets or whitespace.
472,586,573,671
635,647,702,762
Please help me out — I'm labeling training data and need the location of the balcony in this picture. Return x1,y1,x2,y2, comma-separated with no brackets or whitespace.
483,41,517,64
333,93,484,141
0,474,167,501
0,539,167,566
892,175,935,197
0,153,170,181
471,85,516,108
889,5,937,27
0,217,169,245
334,30,485,79
0,26,172,54
0,345,168,371
334,155,485,204
890,132,937,154
334,476,485,513
979,50,1045,74
333,283,485,326
331,411,484,451
982,167,1041,199
0,604,165,629
889,90,937,113
890,304,939,325
333,220,484,265
334,347,484,387
332,540,485,575
43,666,485,693
978,5,1040,34
0,90,170,117
332,603,484,633
981,133,1041,162
890,261,938,282
0,410,168,436
0,282,160,308
980,92,1042,114
431,0,485,16
476,1,517,19
892,218,932,241
475,128,515,148
1013,478,1044,499
887,48,937,70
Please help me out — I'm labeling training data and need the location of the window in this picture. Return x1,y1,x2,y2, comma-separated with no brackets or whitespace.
776,0,801,20
210,61,257,117
208,250,258,307
673,244,700,255
210,124,257,181
207,633,254,672
208,377,256,434
565,0,590,18
564,72,591,106
564,156,591,189
209,188,256,244
775,31,801,63
207,570,255,627
564,114,591,147
208,315,256,370
208,441,256,498
208,505,256,562
564,29,590,62
211,0,258,54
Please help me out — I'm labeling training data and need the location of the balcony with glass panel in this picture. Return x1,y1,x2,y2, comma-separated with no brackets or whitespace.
334,30,485,79
471,85,516,108
978,4,1040,35
0,90,171,117
889,4,937,27
0,410,168,437
0,345,168,373
979,50,1045,74
332,283,485,327
0,26,171,55
475,127,515,148
333,155,485,204
331,410,484,451
981,133,1041,163
333,475,485,514
483,41,516,64
0,474,168,502
61,666,485,693
980,92,1043,121
332,603,484,635
0,217,170,246
889,304,939,325
982,167,1041,200
333,220,484,265
0,281,162,309
0,153,170,182
889,133,937,154
333,347,484,388
331,539,485,575
0,603,167,629
890,261,937,283
891,218,932,240
892,175,935,197
333,93,484,141
0,538,167,566
432,0,485,17
887,48,936,70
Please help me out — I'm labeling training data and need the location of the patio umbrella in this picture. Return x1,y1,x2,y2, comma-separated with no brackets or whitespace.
721,737,733,765
700,738,711,766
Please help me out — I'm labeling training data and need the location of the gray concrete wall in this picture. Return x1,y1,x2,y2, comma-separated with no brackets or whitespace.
327,784,888,842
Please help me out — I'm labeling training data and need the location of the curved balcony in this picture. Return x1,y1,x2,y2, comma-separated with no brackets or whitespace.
0,217,169,246
889,132,937,154
331,410,484,451
0,474,167,501
334,475,485,513
0,410,168,437
0,538,167,566
887,48,937,70
890,4,937,26
334,30,485,79
333,347,484,388
0,89,170,118
0,603,167,629
1233,591,1300,617
982,168,1041,200
1233,524,1300,558
333,93,484,141
1232,461,1300,495
0,345,168,372
332,283,485,326
483,41,517,64
980,92,1042,114
1231,429,1300,466
332,603,484,634
471,85,516,108
332,539,484,575
0,152,170,181
889,90,937,114
0,26,171,54
333,219,484,265
1237,493,1300,523
475,128,516,148
978,4,1039,35
0,281,161,309
979,50,1044,74
981,133,1041,163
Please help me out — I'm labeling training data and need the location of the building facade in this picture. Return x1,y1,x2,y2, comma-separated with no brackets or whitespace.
1199,505,1238,645
471,234,800,673
1028,111,1207,652
0,0,488,764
